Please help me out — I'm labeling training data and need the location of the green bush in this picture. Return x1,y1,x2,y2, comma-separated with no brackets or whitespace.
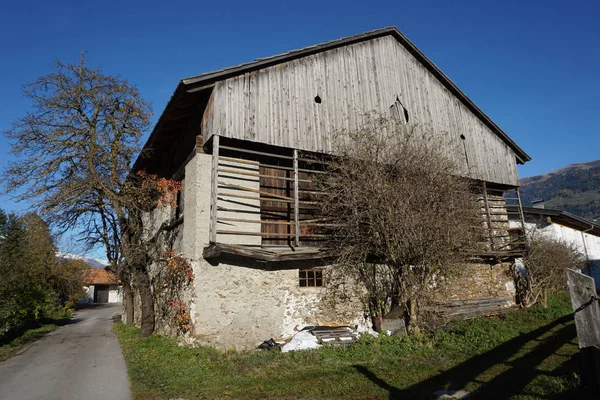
0,210,74,339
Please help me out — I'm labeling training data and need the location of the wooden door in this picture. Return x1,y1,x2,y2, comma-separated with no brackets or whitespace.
94,286,109,303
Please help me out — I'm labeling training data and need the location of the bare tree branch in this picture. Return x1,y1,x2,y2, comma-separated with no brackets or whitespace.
317,114,481,332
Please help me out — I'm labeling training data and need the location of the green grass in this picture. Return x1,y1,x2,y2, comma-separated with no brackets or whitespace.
0,324,57,362
115,294,588,399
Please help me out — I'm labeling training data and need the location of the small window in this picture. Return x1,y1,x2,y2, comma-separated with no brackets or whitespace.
299,269,325,287
174,179,185,220
390,96,409,123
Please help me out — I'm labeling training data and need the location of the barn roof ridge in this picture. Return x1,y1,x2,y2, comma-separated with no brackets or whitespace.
181,27,398,86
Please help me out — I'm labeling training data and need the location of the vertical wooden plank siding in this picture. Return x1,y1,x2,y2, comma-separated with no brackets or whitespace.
209,135,219,243
203,35,520,186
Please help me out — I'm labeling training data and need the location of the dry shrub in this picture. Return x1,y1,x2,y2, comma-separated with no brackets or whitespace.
317,114,481,332
516,231,586,307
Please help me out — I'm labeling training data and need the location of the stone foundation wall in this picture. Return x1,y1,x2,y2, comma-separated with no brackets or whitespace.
191,261,367,350
434,262,516,302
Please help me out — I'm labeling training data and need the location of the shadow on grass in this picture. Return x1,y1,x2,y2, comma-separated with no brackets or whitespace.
354,315,591,399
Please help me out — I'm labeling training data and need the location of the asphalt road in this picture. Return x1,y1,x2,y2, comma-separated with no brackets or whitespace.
0,305,131,400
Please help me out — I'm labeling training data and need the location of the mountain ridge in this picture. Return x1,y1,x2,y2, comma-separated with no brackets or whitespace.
57,253,109,269
518,159,600,222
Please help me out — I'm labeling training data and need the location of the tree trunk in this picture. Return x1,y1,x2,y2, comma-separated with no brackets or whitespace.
368,293,383,332
407,298,419,334
122,281,134,325
372,314,383,332
542,288,548,308
135,268,155,337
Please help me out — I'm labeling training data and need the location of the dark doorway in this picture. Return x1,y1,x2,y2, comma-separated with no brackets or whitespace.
94,285,109,303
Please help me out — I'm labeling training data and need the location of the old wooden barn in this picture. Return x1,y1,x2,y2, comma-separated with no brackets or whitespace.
132,27,532,349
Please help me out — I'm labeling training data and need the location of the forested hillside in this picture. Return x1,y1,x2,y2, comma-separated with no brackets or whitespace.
519,159,600,221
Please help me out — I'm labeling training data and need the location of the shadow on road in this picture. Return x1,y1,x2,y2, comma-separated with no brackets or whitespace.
0,316,81,346
52,317,82,326
353,315,592,399
74,303,118,310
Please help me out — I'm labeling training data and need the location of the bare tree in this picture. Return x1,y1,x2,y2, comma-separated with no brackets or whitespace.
317,115,481,332
2,56,179,337
514,230,586,308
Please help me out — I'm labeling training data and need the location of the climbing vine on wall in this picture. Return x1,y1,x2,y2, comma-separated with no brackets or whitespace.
156,248,194,334
169,299,191,333
136,170,182,208
162,249,194,287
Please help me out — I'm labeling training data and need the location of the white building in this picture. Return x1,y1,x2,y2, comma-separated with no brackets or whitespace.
81,268,122,304
510,206,600,284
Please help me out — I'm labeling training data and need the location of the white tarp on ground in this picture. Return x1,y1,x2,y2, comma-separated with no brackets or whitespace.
280,326,380,353
355,325,379,337
280,331,321,353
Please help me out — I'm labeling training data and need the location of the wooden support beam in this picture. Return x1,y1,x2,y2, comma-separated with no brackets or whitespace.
218,192,293,204
216,230,327,238
218,167,300,182
217,230,295,237
221,156,295,172
218,181,294,201
294,149,300,248
218,217,293,225
515,188,528,245
220,145,294,160
186,83,216,94
202,242,333,262
482,182,494,251
209,135,219,243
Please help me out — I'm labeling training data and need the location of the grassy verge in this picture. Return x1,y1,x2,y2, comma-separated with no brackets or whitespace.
0,324,57,362
115,294,586,399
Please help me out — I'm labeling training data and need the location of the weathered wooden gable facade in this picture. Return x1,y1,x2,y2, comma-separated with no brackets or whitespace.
134,27,532,349
200,31,527,187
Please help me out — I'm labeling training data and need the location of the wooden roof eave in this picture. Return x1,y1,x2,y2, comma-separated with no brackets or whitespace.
130,84,213,175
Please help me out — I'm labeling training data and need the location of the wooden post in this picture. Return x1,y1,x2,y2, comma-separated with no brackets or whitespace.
293,149,300,248
567,269,600,394
209,135,220,244
568,269,600,348
482,181,494,251
515,188,528,245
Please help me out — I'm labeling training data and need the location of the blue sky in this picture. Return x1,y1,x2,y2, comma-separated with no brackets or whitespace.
1,1,599,215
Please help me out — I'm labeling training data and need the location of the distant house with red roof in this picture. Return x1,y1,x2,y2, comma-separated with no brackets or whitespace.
81,268,122,304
